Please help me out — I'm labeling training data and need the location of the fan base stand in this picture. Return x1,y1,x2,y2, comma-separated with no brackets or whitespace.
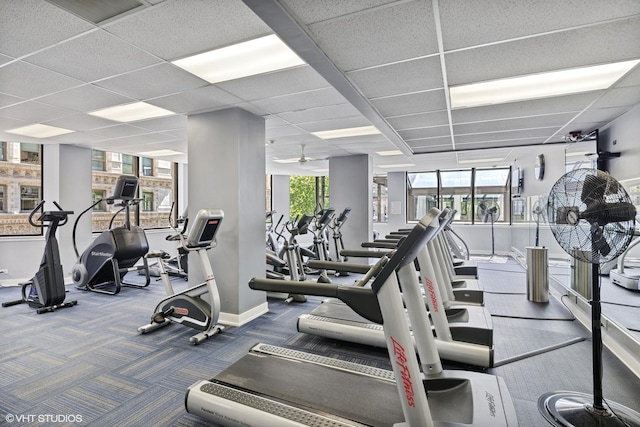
539,391,640,427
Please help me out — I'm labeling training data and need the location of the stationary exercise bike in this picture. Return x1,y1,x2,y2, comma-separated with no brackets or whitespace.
147,203,189,279
2,201,77,314
71,174,151,295
138,209,225,344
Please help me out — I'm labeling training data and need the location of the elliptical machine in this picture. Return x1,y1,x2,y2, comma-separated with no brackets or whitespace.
2,201,77,314
71,175,151,295
139,209,224,344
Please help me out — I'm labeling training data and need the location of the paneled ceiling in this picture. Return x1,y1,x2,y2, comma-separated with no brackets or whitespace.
1,0,639,175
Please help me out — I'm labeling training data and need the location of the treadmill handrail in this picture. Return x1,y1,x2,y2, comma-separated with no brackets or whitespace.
249,276,384,323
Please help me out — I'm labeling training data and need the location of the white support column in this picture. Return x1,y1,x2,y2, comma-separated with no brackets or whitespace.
329,155,372,264
187,108,268,324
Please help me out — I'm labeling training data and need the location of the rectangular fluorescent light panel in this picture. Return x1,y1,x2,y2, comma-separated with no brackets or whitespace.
376,150,403,156
450,60,640,108
312,125,380,140
89,102,174,122
458,157,504,164
6,123,75,138
379,163,415,168
138,149,183,157
172,34,305,84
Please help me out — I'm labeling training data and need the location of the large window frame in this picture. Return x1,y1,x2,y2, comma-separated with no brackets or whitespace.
91,150,177,232
0,142,43,236
407,167,512,224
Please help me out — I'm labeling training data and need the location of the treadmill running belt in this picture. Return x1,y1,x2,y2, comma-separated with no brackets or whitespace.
214,352,404,426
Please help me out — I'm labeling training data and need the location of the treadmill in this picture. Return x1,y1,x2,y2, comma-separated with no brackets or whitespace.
185,208,518,426
298,210,494,368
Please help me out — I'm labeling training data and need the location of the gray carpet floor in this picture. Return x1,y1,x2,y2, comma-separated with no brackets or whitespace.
1,265,639,426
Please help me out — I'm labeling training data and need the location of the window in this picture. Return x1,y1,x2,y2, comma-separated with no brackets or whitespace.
122,154,134,174
474,168,510,223
91,190,107,211
91,151,176,231
407,172,438,221
408,168,513,224
92,150,106,171
20,186,40,212
373,176,388,223
0,142,43,236
141,157,153,176
440,170,472,222
142,191,153,211
156,160,171,178
20,143,40,164
266,175,272,212
289,175,329,218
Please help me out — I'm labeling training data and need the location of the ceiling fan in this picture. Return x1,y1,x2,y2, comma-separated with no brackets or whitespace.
297,144,328,165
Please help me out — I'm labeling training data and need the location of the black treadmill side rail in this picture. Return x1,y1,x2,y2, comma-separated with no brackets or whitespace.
250,277,383,324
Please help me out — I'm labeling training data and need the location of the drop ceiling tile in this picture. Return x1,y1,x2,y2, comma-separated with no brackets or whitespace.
408,136,453,151
451,92,603,123
104,0,272,60
0,116,29,132
281,0,397,25
216,66,329,101
0,93,24,108
386,111,449,130
371,90,447,117
571,106,630,125
265,125,307,139
0,54,12,66
399,126,450,141
455,128,558,145
614,66,640,87
453,113,578,134
347,56,443,99
44,113,123,131
297,117,372,133
446,16,640,85
455,139,550,150
96,63,209,100
591,86,640,109
0,61,83,99
133,115,187,132
0,0,94,57
146,86,243,114
162,128,187,139
439,0,640,51
49,131,110,144
307,1,437,71
24,30,162,83
265,115,291,128
0,100,76,123
231,102,269,117
92,124,152,138
276,103,361,123
252,87,347,115
102,132,176,147
38,84,136,113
